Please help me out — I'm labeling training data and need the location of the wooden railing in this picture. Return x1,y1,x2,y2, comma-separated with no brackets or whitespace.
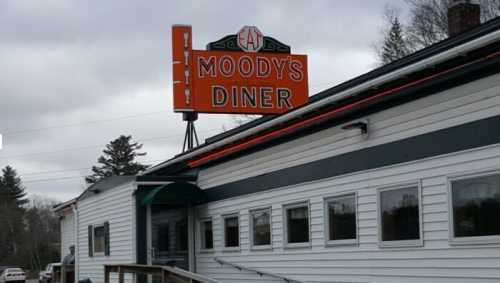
214,257,305,283
52,265,74,283
104,264,220,283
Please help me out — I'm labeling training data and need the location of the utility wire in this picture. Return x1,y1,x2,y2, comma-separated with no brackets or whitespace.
1,110,170,136
19,158,167,176
21,167,91,176
0,128,220,160
22,160,165,183
2,81,335,137
23,175,88,183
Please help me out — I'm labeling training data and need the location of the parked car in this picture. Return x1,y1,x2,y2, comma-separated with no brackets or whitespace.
0,267,25,283
39,263,59,283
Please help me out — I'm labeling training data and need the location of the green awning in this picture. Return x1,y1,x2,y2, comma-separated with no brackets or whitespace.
141,182,206,206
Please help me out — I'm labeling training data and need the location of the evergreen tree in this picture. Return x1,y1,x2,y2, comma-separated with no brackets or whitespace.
0,166,28,207
380,16,410,64
85,135,149,184
0,166,27,263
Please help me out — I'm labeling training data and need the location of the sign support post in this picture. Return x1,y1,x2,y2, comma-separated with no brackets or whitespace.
182,112,199,152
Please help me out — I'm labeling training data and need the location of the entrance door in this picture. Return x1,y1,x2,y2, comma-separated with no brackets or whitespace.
150,204,189,270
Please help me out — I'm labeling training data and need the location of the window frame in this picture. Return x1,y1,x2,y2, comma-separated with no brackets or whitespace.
324,192,358,247
221,213,240,251
448,169,500,245
377,181,423,248
249,207,273,250
283,201,311,249
197,217,214,252
92,223,106,256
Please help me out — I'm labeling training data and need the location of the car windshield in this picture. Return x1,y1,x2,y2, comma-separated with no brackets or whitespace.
6,268,22,273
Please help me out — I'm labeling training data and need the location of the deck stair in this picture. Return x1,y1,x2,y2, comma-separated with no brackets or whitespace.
104,264,220,283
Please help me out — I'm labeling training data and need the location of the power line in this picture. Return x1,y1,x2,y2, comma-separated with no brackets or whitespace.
22,160,166,183
23,175,87,184
1,110,170,136
21,167,91,176
2,82,334,137
0,128,220,160
19,158,166,176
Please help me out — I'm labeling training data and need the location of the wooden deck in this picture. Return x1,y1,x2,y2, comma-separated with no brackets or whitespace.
104,264,220,283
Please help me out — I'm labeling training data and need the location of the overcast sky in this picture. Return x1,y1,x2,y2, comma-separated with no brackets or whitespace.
0,0,407,202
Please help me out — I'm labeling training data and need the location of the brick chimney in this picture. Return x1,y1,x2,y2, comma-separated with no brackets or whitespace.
448,0,481,37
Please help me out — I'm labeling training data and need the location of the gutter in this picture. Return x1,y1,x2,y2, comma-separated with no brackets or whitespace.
142,28,500,175
71,204,79,283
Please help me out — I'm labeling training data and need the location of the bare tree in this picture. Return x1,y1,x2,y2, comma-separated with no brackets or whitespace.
23,195,60,271
376,0,500,64
405,0,450,50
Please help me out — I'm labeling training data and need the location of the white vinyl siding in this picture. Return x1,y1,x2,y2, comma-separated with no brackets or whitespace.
60,212,75,259
77,182,136,283
195,144,500,283
194,73,500,283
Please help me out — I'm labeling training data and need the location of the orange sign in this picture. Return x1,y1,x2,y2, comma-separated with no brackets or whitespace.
172,25,309,114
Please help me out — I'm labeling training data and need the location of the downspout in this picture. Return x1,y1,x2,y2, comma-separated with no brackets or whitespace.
71,204,79,283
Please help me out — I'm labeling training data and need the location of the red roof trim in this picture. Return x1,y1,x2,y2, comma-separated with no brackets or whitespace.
187,51,500,168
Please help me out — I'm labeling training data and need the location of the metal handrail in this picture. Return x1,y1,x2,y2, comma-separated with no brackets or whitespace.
213,257,305,283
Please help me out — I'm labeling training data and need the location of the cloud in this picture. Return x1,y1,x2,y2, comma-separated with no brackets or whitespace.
0,0,395,201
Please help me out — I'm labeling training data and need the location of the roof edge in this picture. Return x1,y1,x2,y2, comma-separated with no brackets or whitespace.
53,198,77,212
143,18,500,176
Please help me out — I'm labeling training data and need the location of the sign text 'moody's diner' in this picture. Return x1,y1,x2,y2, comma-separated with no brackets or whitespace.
172,25,309,114
195,52,307,110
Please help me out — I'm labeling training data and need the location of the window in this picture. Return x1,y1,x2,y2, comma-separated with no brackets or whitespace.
88,222,110,257
450,172,500,243
378,184,421,247
250,208,271,248
199,219,213,250
155,223,170,253
223,215,239,249
93,225,105,253
284,202,310,247
176,221,188,251
325,194,357,245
